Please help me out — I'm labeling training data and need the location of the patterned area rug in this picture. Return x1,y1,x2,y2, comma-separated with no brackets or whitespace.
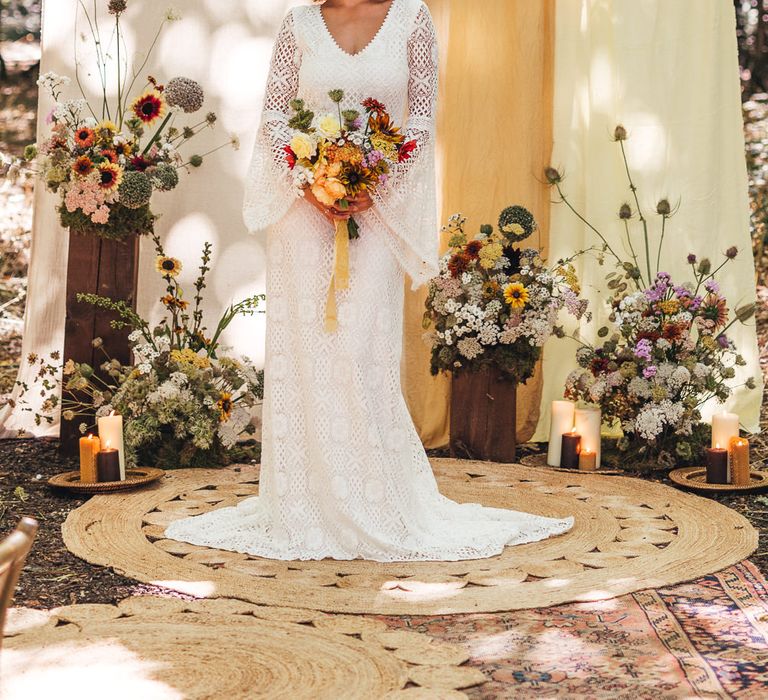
380,561,768,698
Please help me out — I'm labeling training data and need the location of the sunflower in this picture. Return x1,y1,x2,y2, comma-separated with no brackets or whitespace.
338,162,375,197
72,155,94,176
503,282,529,309
155,255,182,277
464,240,483,259
216,392,233,422
160,294,188,310
74,127,96,149
368,111,405,148
701,293,728,329
131,89,166,124
97,162,123,192
95,119,118,142
100,149,119,164
482,280,500,299
113,140,133,158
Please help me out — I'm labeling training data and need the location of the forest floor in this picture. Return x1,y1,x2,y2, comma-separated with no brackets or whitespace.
1,55,768,608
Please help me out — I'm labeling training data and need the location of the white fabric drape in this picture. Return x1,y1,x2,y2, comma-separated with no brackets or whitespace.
0,0,300,437
533,0,762,441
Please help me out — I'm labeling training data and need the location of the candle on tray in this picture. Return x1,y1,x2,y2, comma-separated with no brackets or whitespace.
96,443,121,482
711,412,739,449
704,443,728,484
574,406,601,468
78,434,100,483
729,437,750,486
547,400,575,467
579,449,597,471
560,430,581,469
98,411,125,480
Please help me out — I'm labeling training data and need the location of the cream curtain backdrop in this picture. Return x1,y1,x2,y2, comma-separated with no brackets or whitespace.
532,0,762,441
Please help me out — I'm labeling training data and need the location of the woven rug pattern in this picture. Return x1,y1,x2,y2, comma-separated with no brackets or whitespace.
2,597,485,699
378,561,768,699
61,459,757,615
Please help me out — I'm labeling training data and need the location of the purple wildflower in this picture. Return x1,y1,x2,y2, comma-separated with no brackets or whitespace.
643,366,658,379
687,253,697,264
704,279,720,293
717,334,730,349
634,338,653,362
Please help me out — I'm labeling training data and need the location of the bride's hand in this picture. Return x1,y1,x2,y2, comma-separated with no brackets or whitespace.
303,187,349,224
342,190,374,214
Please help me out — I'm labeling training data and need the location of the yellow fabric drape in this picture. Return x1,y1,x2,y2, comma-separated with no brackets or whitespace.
403,0,556,447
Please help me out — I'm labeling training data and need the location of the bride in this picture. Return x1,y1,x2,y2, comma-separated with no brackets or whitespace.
165,0,573,561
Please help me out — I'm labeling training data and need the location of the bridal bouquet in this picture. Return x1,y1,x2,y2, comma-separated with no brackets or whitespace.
26,2,238,240
284,90,415,331
424,206,590,384
284,89,416,239
13,235,265,468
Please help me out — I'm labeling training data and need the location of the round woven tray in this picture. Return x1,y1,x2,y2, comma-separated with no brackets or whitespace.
668,467,768,494
49,467,165,494
520,452,624,475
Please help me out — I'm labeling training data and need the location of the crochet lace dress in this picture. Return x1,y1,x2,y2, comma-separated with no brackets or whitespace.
165,0,573,561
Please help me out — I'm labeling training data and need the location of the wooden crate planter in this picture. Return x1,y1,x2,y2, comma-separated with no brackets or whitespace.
59,231,140,455
449,367,517,463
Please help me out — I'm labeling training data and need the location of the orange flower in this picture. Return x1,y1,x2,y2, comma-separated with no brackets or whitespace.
74,127,96,148
311,162,347,207
72,155,94,176
101,149,119,164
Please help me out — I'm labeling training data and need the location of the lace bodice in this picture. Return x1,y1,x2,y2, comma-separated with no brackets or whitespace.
243,0,440,288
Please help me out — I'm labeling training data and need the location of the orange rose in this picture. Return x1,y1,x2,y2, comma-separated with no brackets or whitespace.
311,162,347,206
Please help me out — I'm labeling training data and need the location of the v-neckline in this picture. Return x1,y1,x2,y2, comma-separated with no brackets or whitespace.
318,0,397,59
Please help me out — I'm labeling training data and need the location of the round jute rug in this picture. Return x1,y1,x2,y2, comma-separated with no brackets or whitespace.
2,597,485,699
62,459,757,615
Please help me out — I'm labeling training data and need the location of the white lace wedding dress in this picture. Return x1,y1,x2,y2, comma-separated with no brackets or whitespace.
165,0,573,561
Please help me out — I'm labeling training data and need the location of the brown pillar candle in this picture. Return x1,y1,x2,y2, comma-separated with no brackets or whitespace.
97,447,121,482
560,431,581,469
704,445,728,484
729,437,750,486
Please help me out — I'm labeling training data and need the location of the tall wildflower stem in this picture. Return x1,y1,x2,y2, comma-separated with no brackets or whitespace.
553,182,642,291
619,140,652,283
622,220,644,287
656,215,667,276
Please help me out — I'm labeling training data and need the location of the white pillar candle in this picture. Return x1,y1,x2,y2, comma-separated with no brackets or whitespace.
98,412,125,480
574,406,601,469
547,401,576,466
711,412,739,449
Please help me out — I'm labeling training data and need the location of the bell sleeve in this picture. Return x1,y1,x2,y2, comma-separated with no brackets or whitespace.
370,2,440,290
242,10,302,234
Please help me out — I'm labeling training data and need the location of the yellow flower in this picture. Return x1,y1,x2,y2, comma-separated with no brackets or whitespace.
216,392,233,422
502,222,525,237
155,256,182,278
504,282,529,309
658,299,680,314
317,114,341,139
311,161,347,206
369,134,398,160
170,348,210,369
478,241,503,269
290,133,316,160
95,119,118,140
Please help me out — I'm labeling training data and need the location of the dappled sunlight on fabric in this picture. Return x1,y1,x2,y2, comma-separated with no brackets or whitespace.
158,13,211,78
1,639,182,699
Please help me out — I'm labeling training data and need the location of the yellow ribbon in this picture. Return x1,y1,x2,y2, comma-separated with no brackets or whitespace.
324,218,350,333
